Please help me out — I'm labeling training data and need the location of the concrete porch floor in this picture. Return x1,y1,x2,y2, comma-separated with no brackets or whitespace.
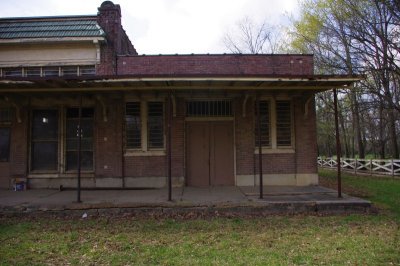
0,186,371,215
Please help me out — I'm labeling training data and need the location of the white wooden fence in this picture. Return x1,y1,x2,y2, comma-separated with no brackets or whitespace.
318,157,400,177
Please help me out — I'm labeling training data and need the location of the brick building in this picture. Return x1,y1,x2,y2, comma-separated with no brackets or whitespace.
0,1,357,189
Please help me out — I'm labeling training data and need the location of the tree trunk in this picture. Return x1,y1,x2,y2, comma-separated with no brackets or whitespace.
388,108,399,158
379,103,385,159
350,91,365,158
338,102,350,157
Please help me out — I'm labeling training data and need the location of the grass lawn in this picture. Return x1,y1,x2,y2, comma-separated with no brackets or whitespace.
0,170,399,265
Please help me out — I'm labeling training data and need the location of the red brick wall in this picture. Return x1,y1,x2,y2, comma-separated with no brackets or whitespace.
171,98,185,177
235,97,255,175
295,96,318,174
235,96,317,176
95,98,123,178
117,54,314,76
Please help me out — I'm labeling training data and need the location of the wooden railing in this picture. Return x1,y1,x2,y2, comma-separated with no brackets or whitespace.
318,157,400,177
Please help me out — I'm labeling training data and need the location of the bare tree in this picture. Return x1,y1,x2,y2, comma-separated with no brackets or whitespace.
223,17,285,54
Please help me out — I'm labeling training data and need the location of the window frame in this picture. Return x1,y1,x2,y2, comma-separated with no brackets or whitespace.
64,107,95,172
0,65,96,78
0,108,13,163
254,99,272,148
147,101,165,150
276,100,293,148
124,98,166,156
30,109,60,173
125,101,142,150
254,97,295,154
0,127,11,162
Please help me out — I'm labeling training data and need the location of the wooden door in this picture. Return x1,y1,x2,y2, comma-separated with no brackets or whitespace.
210,122,234,185
186,121,234,186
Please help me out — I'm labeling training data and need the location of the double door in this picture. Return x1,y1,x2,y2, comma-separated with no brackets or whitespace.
186,121,234,186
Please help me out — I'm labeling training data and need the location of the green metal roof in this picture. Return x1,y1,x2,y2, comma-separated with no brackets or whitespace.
0,17,105,39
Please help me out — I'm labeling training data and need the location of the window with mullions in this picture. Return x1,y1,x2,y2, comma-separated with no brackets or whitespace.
3,68,22,77
25,67,41,77
0,108,13,162
65,108,94,171
276,101,292,146
31,110,59,171
147,102,164,149
43,67,59,77
62,66,78,77
254,100,271,147
79,66,96,76
125,102,141,149
0,128,10,162
0,108,12,124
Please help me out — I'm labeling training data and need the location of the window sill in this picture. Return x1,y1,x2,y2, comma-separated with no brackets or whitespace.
125,150,166,157
254,148,295,154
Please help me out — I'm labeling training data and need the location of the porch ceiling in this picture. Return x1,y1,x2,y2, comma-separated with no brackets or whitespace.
0,75,361,93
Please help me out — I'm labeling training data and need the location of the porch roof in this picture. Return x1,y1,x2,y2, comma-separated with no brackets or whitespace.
0,74,361,93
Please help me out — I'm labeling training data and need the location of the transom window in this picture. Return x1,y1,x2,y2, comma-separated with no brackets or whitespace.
186,100,232,117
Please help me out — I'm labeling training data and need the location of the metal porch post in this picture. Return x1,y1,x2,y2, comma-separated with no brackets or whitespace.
256,96,263,199
77,94,83,203
167,91,172,201
333,89,342,198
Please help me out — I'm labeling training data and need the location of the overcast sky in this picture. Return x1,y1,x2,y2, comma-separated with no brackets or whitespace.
0,0,299,54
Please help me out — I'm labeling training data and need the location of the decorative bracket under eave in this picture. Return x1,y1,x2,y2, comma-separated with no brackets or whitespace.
96,95,108,122
171,93,176,117
304,94,314,118
4,96,22,123
242,94,250,117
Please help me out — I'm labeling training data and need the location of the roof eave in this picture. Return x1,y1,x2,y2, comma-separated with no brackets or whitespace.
0,36,106,44
0,75,362,92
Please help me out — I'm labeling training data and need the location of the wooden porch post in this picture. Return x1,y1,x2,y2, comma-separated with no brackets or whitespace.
333,89,342,198
256,96,263,199
167,91,172,201
77,94,83,203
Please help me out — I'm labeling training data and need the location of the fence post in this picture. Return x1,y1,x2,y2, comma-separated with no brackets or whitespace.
392,159,394,178
370,158,373,175
355,158,357,175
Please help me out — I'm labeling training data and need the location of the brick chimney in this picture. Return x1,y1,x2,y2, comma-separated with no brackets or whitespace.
98,1,122,52
97,1,122,75
96,1,137,75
